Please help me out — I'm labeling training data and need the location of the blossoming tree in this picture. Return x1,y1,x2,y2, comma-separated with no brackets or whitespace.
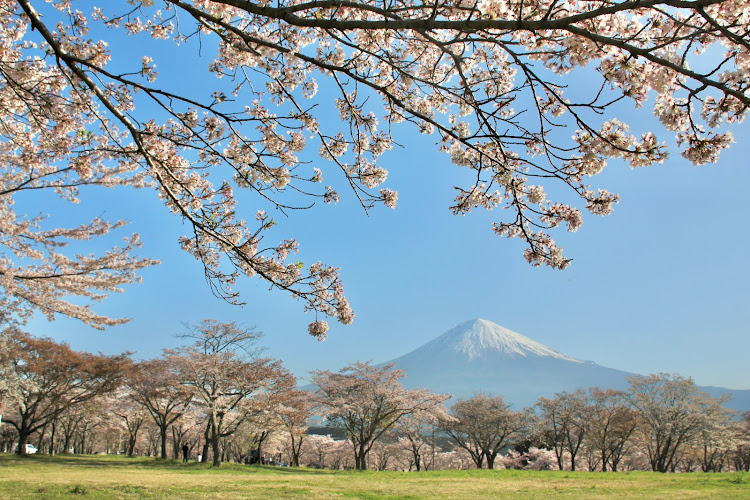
628,373,734,473
127,357,193,459
169,319,295,467
312,362,450,470
1,0,747,334
1,328,128,455
441,393,526,469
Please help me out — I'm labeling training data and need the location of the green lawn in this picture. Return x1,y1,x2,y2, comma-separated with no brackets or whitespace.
0,454,748,499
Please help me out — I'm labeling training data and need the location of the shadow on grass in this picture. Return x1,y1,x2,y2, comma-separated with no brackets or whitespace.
0,453,345,475
1,453,154,469
248,465,342,475
0,453,217,470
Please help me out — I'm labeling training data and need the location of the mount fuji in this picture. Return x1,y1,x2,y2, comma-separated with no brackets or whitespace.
382,318,750,411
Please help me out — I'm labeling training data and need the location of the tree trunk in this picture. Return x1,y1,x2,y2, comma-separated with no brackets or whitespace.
16,424,30,456
201,419,211,463
160,425,168,459
211,432,221,467
554,447,565,470
412,446,422,472
62,428,72,454
290,434,303,467
353,443,368,470
38,422,48,454
125,419,139,457
211,410,221,467
256,433,267,465
171,427,180,460
470,451,485,469
486,453,496,470
63,425,75,453
127,434,137,457
49,421,56,456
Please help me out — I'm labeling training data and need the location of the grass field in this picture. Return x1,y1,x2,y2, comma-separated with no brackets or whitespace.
0,454,748,499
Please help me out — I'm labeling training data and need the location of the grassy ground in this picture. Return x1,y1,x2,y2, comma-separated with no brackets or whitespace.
0,454,748,499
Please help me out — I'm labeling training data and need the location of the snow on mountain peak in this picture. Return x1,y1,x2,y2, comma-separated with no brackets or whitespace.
433,318,581,362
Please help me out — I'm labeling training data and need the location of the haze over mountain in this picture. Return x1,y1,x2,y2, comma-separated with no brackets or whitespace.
383,318,750,412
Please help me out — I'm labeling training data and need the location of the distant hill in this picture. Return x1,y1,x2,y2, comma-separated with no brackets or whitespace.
381,318,750,413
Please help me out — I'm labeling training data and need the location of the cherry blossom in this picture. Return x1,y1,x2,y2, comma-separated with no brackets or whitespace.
312,362,451,469
1,0,746,334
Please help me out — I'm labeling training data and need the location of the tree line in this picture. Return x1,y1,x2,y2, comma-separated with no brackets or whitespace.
1,320,748,472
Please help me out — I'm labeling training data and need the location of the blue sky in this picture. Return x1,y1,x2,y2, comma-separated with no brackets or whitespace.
20,4,750,390
26,115,750,389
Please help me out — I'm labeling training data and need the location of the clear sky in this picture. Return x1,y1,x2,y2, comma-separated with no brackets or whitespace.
19,6,750,390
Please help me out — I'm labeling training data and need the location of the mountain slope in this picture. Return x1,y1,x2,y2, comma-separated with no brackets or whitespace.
383,318,750,412
414,318,581,362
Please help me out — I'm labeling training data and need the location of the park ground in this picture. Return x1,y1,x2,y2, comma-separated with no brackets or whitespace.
0,454,748,499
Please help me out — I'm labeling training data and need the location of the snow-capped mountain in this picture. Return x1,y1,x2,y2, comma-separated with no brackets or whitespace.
415,318,581,362
382,318,750,412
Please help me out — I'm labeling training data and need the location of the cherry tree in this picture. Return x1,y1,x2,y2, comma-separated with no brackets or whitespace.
584,387,637,472
127,357,193,459
442,393,525,469
0,328,128,455
501,446,558,470
277,389,315,467
299,433,339,469
64,398,109,454
0,328,30,422
1,0,746,335
393,410,444,471
0,0,164,332
170,319,295,467
369,438,405,470
732,412,750,472
431,447,476,470
312,361,450,470
628,373,734,473
109,391,150,457
536,389,590,471
693,412,735,472
170,409,203,460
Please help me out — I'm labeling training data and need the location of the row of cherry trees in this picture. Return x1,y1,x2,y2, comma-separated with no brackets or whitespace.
0,320,301,467
2,322,749,471
534,377,745,473
0,320,451,468
446,380,750,473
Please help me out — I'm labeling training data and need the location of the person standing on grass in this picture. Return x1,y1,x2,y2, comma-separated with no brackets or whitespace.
182,444,189,463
